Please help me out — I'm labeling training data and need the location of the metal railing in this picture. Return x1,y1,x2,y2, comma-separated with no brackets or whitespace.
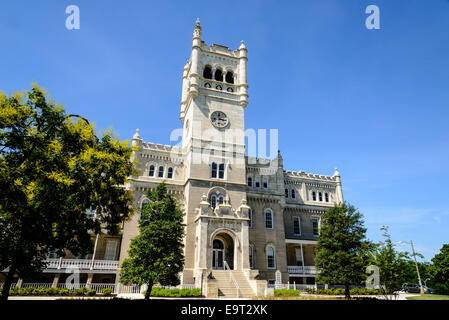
44,258,119,270
224,260,240,298
287,266,317,274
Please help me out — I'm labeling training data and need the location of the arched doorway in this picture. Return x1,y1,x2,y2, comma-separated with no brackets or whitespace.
212,233,234,270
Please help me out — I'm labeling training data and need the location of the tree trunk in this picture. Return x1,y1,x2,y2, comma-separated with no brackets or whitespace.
344,284,351,300
1,265,16,301
145,281,153,301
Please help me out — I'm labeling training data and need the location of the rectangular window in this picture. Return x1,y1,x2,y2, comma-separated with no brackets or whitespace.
211,163,217,178
325,193,329,202
249,246,254,269
248,209,253,228
293,217,301,236
319,192,323,202
285,188,289,198
263,178,268,189
291,189,296,199
312,191,316,201
255,178,260,188
167,167,173,179
104,240,118,260
312,218,319,236
247,176,252,187
218,163,225,179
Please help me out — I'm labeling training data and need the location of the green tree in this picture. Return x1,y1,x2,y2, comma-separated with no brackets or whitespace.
0,85,135,300
369,226,412,295
315,203,369,299
429,244,449,294
119,182,185,300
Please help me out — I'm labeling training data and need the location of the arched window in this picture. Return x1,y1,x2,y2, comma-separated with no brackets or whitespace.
249,245,254,269
218,196,224,205
211,195,217,209
285,188,289,198
312,191,316,201
265,209,273,229
247,176,253,187
203,65,212,79
167,167,173,179
211,162,217,178
291,189,296,199
158,166,164,178
267,246,276,269
218,163,225,179
213,239,224,249
225,71,234,84
149,165,155,177
214,68,223,81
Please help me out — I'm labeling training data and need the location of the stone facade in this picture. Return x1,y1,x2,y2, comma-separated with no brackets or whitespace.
118,20,345,289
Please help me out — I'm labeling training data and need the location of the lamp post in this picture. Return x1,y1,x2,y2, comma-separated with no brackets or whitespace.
398,240,424,295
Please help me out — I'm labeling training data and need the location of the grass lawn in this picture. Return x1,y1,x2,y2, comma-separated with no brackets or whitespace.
406,294,449,300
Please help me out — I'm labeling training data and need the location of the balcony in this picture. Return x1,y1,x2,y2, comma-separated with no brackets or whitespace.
287,266,317,275
44,258,119,272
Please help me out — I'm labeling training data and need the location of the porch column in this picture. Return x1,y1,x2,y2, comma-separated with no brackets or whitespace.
52,273,60,288
86,273,94,289
16,278,23,288
300,243,304,269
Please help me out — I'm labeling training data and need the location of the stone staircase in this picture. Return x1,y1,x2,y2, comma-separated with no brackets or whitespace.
212,270,255,298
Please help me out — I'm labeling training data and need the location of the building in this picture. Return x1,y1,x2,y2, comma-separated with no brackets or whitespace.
1,20,344,298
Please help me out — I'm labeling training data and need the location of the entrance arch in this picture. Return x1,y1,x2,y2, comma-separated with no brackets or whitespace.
211,232,235,270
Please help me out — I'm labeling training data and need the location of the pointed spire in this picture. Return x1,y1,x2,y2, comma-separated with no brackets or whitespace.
195,18,201,26
193,18,202,39
334,168,340,177
239,40,247,50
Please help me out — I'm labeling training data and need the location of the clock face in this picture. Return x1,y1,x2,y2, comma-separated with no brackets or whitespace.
210,111,229,128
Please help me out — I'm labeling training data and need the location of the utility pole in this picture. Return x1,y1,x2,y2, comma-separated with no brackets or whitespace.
410,240,424,295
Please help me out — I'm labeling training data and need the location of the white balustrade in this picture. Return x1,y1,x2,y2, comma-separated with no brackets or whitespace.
44,259,118,270
287,265,317,274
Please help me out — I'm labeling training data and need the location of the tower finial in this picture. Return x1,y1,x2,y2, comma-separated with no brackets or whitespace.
196,18,200,26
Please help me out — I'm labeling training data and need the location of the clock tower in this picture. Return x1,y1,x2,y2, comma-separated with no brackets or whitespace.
179,19,253,285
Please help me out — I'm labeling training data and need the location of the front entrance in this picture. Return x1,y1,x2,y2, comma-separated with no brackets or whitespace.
212,239,224,270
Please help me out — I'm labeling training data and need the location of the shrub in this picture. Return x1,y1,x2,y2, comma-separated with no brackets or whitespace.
143,287,202,297
59,288,70,296
86,289,96,296
73,287,88,296
102,288,113,296
274,289,300,297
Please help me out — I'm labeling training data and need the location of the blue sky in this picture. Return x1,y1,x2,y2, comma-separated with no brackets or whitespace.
1,1,448,261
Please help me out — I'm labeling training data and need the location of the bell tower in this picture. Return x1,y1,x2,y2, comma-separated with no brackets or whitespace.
179,20,253,285
179,18,249,184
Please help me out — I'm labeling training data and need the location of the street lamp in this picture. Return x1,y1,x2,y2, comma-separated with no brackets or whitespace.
398,240,424,295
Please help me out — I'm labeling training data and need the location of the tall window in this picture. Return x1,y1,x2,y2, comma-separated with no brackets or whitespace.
149,165,155,177
291,189,296,199
312,218,319,236
267,246,276,269
293,217,301,236
249,245,254,269
211,162,217,178
248,209,253,228
247,176,253,187
265,209,273,229
167,167,173,179
211,196,217,209
312,191,316,201
203,65,212,79
218,196,224,205
263,178,268,189
225,71,234,84
214,69,223,81
325,193,329,202
319,192,323,202
255,177,260,188
218,163,225,179
158,166,164,178
285,188,289,198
